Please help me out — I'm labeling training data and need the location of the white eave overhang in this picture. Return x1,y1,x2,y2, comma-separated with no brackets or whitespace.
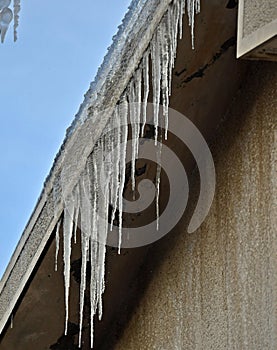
237,0,277,60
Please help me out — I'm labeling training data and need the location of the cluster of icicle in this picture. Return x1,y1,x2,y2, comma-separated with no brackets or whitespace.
0,0,20,42
55,0,200,348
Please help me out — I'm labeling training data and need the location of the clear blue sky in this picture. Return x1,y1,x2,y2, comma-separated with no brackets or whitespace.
0,0,131,278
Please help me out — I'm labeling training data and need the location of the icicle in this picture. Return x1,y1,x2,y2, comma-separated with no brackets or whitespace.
55,219,61,272
196,0,200,13
129,80,136,192
151,23,163,226
135,68,142,158
141,50,149,136
150,29,161,145
156,139,162,230
0,0,11,10
190,0,196,49
90,239,97,349
78,165,92,348
73,184,80,244
96,241,106,321
13,0,20,41
167,1,181,97
110,106,121,231
63,198,75,335
90,142,102,323
78,228,89,348
118,97,128,252
167,0,190,97
96,138,110,321
187,0,199,49
90,155,99,348
128,68,142,193
0,7,13,43
91,153,99,253
160,18,170,139
172,0,180,60
179,0,185,39
167,5,174,96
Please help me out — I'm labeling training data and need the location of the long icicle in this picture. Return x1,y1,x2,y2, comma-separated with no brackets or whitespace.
187,0,200,49
96,136,111,321
13,0,20,41
129,79,136,192
129,67,142,194
63,197,74,335
118,97,128,252
73,184,80,244
90,153,99,348
135,67,142,158
160,15,170,139
150,29,161,146
55,219,61,272
156,137,162,230
141,50,149,136
110,105,121,231
78,165,92,348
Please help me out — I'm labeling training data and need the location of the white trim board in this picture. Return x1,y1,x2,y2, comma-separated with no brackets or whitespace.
237,0,277,58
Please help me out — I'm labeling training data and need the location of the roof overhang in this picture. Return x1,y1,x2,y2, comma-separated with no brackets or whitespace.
237,0,277,60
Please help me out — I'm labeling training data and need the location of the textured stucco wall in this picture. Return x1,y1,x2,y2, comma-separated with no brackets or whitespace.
114,62,277,350
243,0,277,37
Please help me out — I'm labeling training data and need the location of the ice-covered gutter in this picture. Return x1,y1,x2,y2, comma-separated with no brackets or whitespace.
0,0,20,43
0,0,200,346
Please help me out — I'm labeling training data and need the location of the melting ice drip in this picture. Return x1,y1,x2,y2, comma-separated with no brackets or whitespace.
0,0,20,42
55,0,200,347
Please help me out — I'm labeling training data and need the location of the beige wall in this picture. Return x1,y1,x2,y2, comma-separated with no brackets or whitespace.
114,62,277,350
